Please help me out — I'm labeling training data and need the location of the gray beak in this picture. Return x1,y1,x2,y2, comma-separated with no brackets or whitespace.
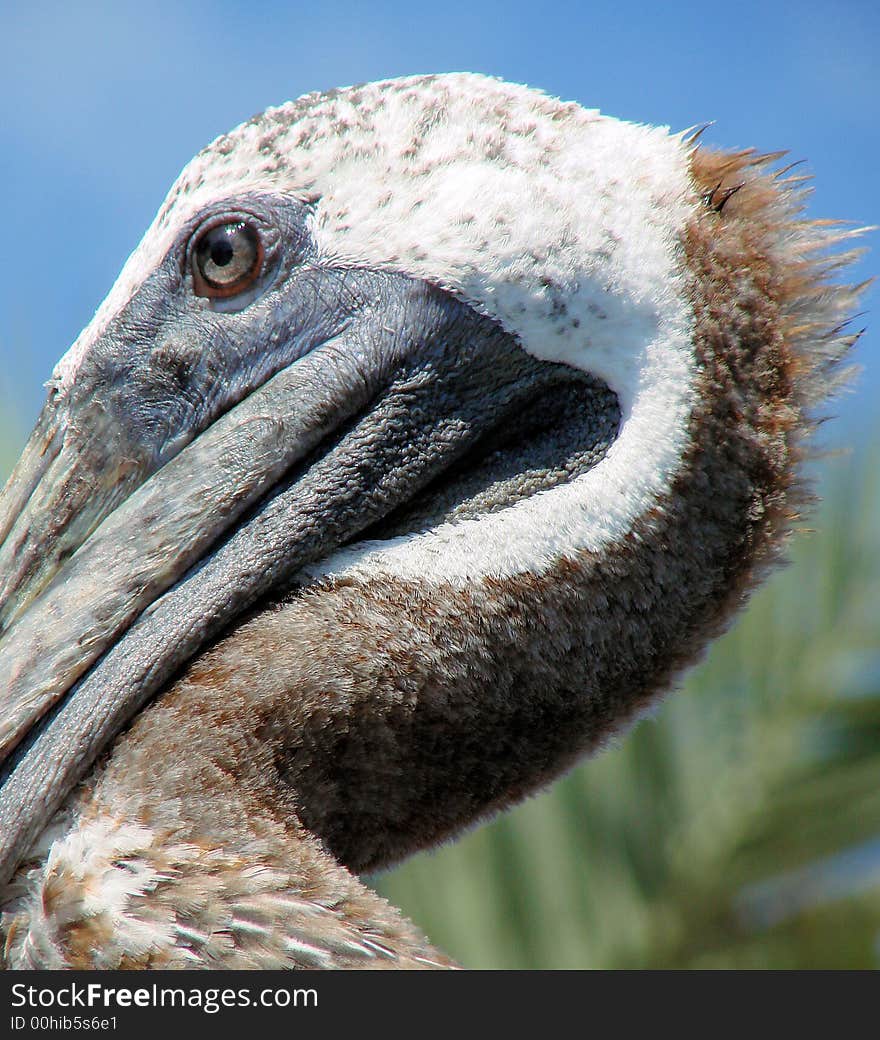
0,262,554,888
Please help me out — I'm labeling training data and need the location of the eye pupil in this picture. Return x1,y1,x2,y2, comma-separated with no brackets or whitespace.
210,239,234,267
192,220,264,298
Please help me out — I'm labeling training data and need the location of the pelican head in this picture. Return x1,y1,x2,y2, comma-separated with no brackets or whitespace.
0,74,864,968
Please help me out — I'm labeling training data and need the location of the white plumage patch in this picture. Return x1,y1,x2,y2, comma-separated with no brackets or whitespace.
2,817,195,968
52,72,698,580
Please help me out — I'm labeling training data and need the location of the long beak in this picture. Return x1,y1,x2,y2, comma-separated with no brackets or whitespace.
0,290,544,888
0,338,370,765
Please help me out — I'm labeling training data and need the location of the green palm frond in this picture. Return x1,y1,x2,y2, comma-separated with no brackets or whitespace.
375,444,880,969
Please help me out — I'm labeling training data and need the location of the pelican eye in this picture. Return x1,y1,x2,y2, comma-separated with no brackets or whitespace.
192,220,264,298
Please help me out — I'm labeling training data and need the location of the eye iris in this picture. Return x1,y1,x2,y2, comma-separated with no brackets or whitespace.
194,221,262,294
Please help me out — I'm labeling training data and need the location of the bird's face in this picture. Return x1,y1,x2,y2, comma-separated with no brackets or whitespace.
0,73,861,940
1,75,688,880
3,73,849,897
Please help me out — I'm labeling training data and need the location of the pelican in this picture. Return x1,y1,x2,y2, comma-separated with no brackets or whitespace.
0,73,864,969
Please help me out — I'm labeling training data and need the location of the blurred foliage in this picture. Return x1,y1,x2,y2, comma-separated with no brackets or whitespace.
375,443,880,968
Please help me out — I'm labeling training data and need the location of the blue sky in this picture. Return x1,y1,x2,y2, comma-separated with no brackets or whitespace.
1,0,877,453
